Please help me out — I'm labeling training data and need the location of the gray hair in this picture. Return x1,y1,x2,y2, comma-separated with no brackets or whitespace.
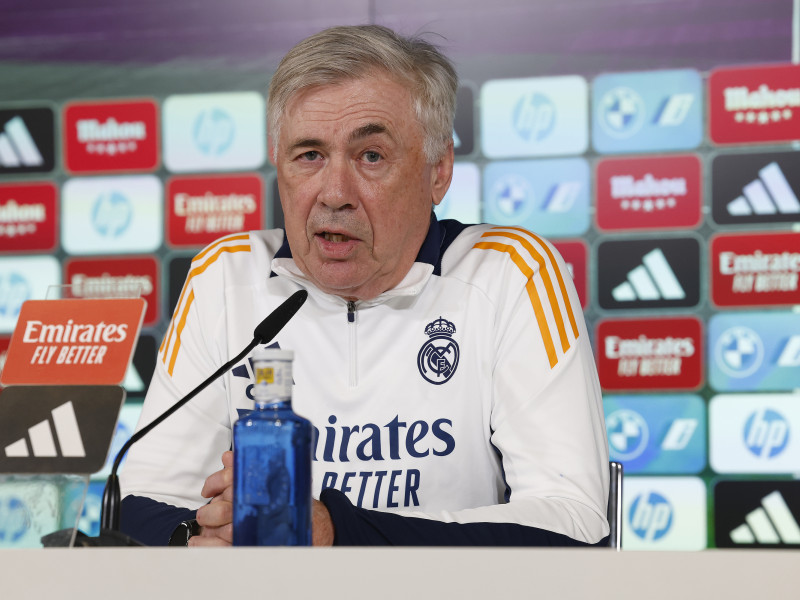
267,25,457,164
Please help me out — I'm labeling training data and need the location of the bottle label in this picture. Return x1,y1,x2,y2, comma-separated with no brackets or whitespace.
253,360,291,399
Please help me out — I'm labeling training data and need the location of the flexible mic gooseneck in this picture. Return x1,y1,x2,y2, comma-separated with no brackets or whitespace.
100,289,308,533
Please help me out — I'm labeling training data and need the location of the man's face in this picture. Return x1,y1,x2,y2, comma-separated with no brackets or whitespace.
275,72,453,300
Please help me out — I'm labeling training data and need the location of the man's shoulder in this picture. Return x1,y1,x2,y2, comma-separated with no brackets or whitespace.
440,222,563,286
187,229,285,277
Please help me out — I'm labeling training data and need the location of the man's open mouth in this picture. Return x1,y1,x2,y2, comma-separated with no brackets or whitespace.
321,232,352,243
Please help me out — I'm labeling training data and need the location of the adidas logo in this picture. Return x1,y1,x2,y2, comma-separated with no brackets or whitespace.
541,181,581,213
0,116,44,168
3,401,85,458
612,248,686,302
726,162,799,216
729,491,800,545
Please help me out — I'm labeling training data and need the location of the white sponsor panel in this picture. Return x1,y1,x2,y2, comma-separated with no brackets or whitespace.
0,255,60,333
163,92,266,172
62,176,162,255
623,476,706,550
710,394,800,473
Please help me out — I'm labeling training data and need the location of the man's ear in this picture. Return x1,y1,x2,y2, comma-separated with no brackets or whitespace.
431,142,455,207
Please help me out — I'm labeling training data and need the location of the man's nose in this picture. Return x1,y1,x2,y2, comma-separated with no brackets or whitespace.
317,157,357,210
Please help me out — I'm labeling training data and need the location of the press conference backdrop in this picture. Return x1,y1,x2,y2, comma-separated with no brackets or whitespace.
0,0,798,550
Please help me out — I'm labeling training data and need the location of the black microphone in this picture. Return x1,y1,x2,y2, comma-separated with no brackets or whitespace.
99,289,308,535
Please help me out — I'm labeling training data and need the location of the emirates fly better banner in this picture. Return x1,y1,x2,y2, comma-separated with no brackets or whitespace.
1,298,145,385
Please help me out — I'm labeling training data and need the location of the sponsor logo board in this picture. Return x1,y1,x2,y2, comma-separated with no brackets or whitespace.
437,163,480,224
64,256,159,326
711,150,800,225
552,240,587,309
63,99,159,173
709,393,800,473
61,175,163,255
709,63,800,145
592,69,703,154
482,158,590,237
604,395,706,474
1,298,145,386
166,174,264,247
711,231,800,307
163,92,265,172
597,238,700,310
715,480,800,548
709,311,800,392
480,76,588,158
595,154,702,231
623,476,706,550
596,317,703,390
0,182,57,253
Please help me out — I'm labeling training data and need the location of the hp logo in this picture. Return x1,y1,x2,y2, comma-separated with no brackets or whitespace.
92,191,132,237
743,408,789,459
512,93,556,142
193,108,235,155
629,491,673,541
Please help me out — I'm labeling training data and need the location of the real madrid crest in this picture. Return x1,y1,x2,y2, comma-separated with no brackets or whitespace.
417,316,459,385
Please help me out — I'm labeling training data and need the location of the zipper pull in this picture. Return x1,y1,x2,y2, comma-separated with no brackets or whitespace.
347,300,356,323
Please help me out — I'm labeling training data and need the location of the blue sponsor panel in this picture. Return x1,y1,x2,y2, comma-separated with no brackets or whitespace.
710,393,800,474
480,76,588,158
436,162,480,223
623,476,707,550
709,311,800,392
482,158,589,237
0,255,60,333
604,395,706,474
592,69,703,154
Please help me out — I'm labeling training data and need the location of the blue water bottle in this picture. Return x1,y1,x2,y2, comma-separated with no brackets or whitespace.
233,348,312,546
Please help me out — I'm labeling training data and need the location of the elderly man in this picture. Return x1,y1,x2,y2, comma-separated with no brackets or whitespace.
120,24,609,547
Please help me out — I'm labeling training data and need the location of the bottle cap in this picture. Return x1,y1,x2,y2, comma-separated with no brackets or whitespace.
252,347,294,362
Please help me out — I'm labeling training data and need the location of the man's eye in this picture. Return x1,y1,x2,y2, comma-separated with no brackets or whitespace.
362,151,381,163
300,151,319,161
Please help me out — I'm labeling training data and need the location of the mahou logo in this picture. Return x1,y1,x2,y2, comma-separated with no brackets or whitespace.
596,155,702,231
0,183,57,253
64,256,159,326
712,231,800,307
63,99,159,173
167,175,264,247
596,317,703,391
709,63,800,145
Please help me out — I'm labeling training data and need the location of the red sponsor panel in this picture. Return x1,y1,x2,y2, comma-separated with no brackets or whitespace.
596,317,703,391
711,231,800,307
595,155,702,231
709,63,800,145
553,240,587,308
64,256,159,326
63,99,159,173
0,182,57,252
1,298,145,386
166,174,264,247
